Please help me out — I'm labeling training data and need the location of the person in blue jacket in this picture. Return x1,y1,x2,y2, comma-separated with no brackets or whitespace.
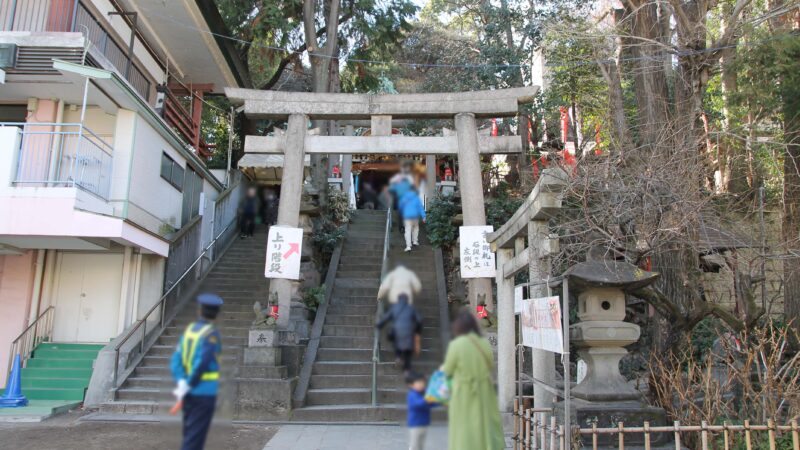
406,371,439,450
399,187,426,252
170,293,223,450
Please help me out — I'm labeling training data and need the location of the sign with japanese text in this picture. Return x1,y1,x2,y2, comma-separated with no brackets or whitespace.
521,296,564,353
459,226,495,278
264,226,303,280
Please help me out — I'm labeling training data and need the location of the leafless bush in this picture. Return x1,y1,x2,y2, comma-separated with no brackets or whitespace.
649,320,800,448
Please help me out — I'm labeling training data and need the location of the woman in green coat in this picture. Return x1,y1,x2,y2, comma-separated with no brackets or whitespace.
442,309,505,450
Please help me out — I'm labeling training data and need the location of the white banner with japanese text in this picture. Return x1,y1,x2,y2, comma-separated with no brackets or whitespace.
264,226,303,280
459,225,495,278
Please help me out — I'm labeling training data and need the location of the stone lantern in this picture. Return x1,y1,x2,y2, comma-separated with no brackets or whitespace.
559,259,670,447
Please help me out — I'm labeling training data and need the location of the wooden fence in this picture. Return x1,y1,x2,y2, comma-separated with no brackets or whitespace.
513,400,800,450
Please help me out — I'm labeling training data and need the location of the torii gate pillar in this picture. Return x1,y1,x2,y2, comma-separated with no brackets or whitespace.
455,113,493,311
272,113,308,329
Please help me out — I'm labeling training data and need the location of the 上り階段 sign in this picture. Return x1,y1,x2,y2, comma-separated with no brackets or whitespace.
521,296,564,353
459,225,495,278
264,226,303,280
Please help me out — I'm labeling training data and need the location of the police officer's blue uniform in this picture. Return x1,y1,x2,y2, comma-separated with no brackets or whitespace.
171,293,223,450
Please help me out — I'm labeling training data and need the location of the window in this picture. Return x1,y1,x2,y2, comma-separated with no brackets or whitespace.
181,167,203,225
160,152,184,191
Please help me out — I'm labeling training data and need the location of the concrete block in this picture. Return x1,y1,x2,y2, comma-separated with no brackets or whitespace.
243,347,282,365
235,378,296,420
124,403,155,415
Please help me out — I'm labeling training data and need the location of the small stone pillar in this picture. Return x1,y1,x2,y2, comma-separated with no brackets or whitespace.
455,113,493,311
425,154,437,208
495,246,515,412
269,113,307,330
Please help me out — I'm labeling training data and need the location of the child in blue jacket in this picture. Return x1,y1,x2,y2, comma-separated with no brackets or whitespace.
406,372,438,450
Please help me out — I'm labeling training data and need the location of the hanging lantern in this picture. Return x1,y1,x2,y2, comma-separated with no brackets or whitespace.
476,305,488,319
491,118,498,137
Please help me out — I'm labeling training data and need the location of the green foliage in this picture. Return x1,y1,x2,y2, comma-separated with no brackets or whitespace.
485,182,524,229
302,285,326,321
311,219,346,258
689,316,726,361
326,188,352,225
214,0,417,91
425,196,460,248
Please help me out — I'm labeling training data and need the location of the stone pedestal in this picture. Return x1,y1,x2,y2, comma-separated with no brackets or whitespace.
560,260,670,448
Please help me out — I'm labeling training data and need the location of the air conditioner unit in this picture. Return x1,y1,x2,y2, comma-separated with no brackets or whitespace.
0,44,17,68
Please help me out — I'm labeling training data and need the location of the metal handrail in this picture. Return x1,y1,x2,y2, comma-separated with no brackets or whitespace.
7,306,55,376
372,208,393,406
112,218,236,387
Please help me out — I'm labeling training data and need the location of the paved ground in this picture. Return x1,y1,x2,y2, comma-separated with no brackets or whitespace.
262,424,448,449
0,411,276,450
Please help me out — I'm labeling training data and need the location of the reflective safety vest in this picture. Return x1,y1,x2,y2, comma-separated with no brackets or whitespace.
181,323,220,381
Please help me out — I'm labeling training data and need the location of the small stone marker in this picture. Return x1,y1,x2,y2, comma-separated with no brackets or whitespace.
248,329,275,347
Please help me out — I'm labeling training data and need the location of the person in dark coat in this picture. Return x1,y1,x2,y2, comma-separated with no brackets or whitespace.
376,293,422,373
239,187,259,238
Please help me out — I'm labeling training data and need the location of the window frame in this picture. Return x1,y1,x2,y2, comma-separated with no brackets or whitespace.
160,152,184,192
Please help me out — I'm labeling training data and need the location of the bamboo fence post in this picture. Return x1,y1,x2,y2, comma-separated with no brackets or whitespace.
540,413,547,450
618,422,625,450
674,421,681,450
644,421,651,450
768,419,776,450
745,420,753,450
525,409,531,450
558,425,565,450
550,416,557,450
701,421,709,450
533,412,540,450
723,421,730,450
592,422,598,450
792,419,799,450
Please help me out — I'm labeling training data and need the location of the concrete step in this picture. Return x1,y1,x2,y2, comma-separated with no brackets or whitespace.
141,354,239,368
147,344,243,357
291,404,447,423
316,348,442,362
123,376,173,389
306,388,405,406
99,400,171,416
322,325,440,338
325,315,375,326
115,388,170,402
309,374,399,390
311,361,438,376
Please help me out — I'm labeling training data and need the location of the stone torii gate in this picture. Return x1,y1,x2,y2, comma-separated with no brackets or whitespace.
226,87,538,331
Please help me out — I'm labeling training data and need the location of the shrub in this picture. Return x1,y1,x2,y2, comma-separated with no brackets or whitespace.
327,188,352,225
425,196,460,248
303,285,326,321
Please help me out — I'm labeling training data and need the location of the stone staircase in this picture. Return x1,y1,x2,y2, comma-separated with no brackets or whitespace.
292,209,447,423
99,226,284,416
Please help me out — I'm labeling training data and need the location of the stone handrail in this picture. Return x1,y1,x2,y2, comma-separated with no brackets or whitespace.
292,227,347,407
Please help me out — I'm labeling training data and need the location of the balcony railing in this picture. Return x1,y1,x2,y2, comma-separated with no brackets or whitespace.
3,122,114,199
0,0,151,100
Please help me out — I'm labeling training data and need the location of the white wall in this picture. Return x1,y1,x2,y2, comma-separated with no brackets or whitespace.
127,117,185,234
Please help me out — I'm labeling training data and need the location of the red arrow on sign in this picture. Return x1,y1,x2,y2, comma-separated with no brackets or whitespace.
282,243,300,259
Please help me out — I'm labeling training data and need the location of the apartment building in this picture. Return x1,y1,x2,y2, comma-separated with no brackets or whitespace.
0,0,249,389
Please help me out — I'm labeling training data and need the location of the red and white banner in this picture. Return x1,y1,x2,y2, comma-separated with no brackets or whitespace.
521,296,564,353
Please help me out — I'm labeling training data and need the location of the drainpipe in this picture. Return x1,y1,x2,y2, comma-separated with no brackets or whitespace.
47,99,65,183
27,250,46,324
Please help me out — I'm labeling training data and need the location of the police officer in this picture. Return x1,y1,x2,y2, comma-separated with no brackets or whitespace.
170,293,223,450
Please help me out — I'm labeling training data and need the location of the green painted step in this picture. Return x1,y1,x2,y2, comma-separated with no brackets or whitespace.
26,358,94,369
22,377,90,389
13,343,104,406
22,367,93,379
22,387,86,401
33,349,100,360
35,343,104,352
